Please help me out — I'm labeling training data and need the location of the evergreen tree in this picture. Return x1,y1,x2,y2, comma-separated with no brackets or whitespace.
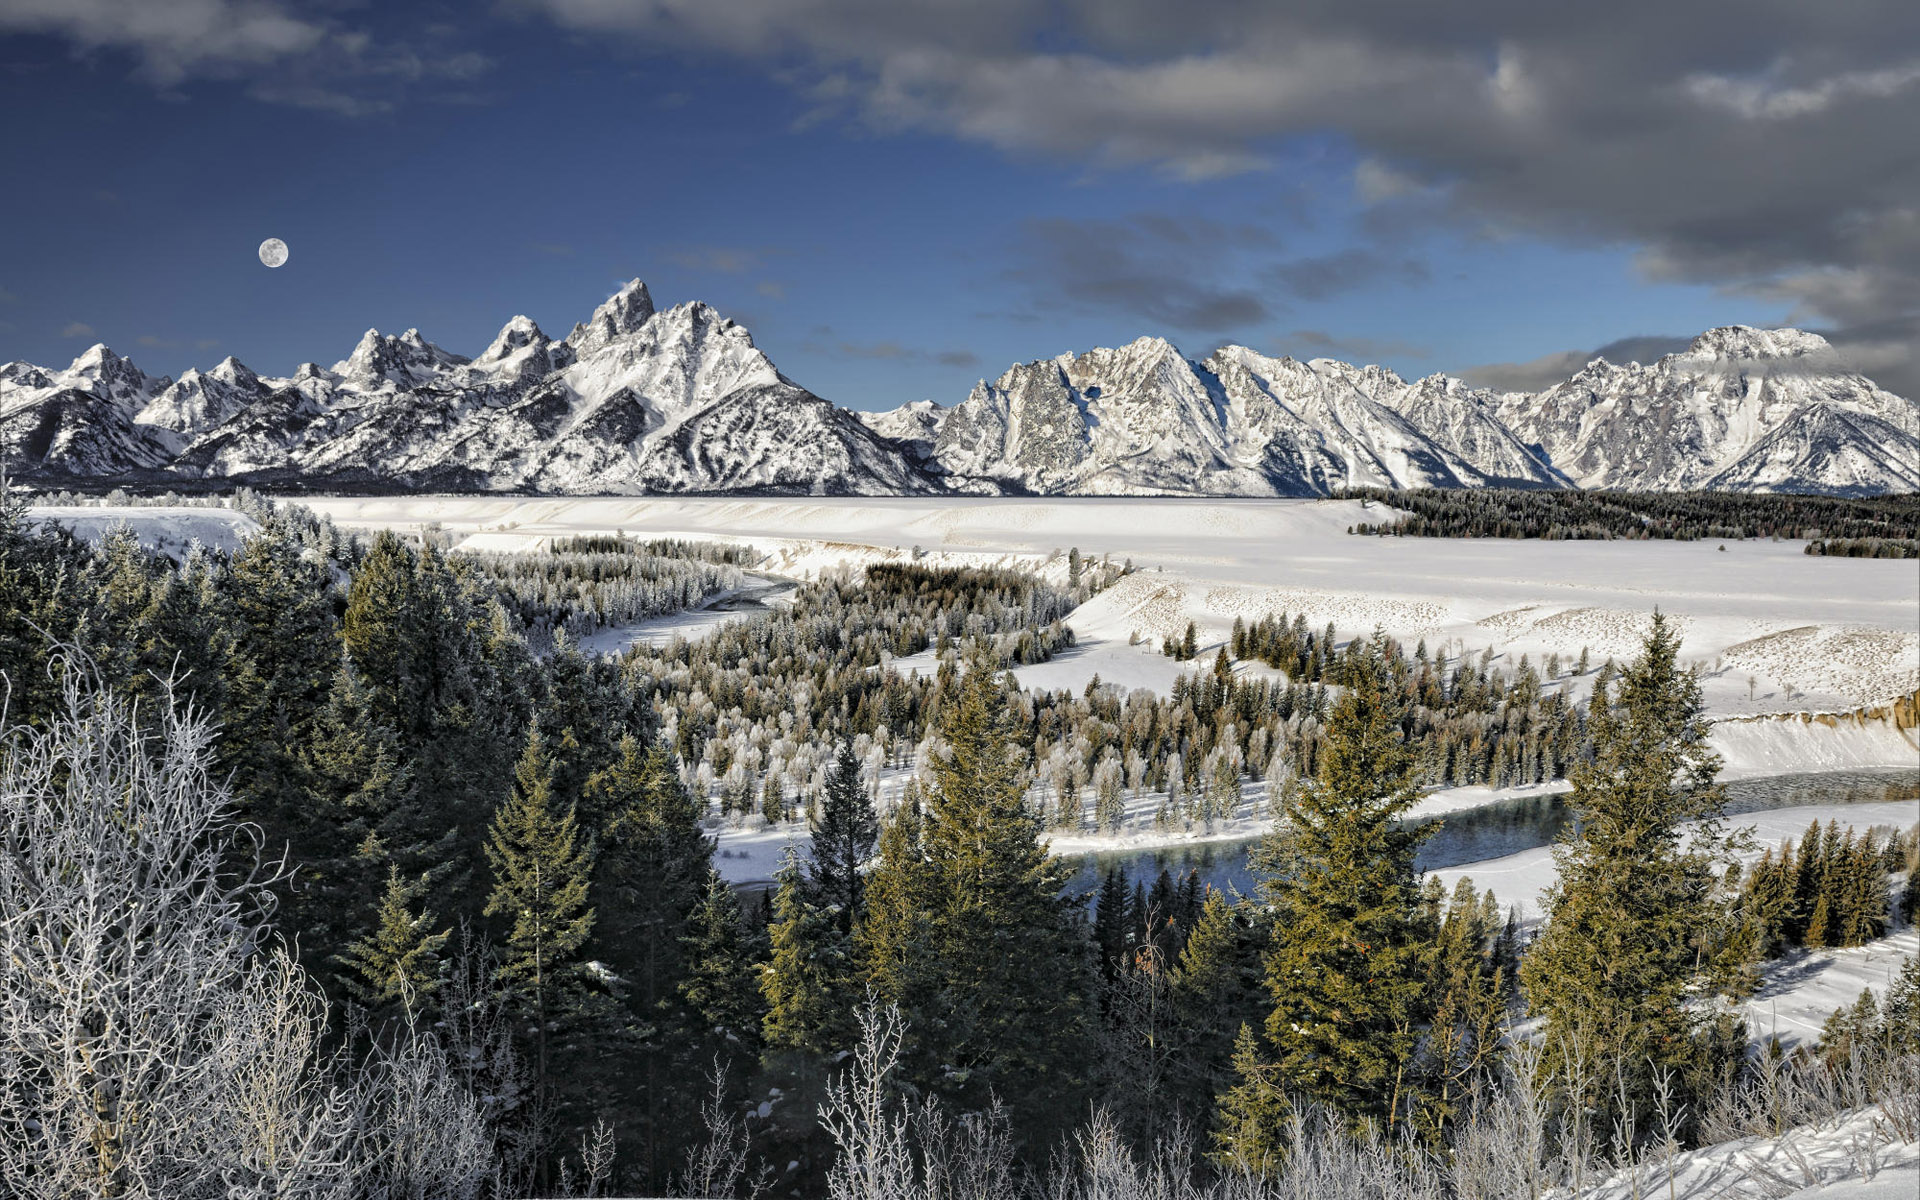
681,869,766,1049
811,741,878,935
862,663,1091,1137
335,864,451,1013
585,737,711,1017
219,521,337,812
1251,634,1433,1132
1520,612,1745,1130
1092,867,1132,988
485,723,596,1083
857,790,935,1033
761,849,851,1055
1165,890,1265,1129
1212,1024,1289,1174
0,486,88,728
580,735,715,1188
1410,878,1508,1144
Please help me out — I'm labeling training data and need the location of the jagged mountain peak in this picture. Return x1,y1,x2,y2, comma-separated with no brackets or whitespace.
481,314,547,353
567,279,657,355
333,327,467,389
1684,325,1832,360
56,342,169,405
207,356,259,385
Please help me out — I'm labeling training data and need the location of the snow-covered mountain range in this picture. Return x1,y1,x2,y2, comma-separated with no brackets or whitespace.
3,281,1914,495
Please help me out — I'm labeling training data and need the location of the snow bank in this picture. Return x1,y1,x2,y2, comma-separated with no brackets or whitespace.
1712,704,1919,779
1585,1106,1917,1200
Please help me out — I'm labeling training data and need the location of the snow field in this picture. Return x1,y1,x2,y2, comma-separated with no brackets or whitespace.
298,495,1920,721
28,505,262,559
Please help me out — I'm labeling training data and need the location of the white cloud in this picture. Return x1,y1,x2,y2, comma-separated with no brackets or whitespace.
60,321,97,338
0,0,326,84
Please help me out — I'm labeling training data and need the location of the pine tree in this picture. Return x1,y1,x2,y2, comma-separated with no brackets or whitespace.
811,741,878,936
1166,890,1265,1129
1411,878,1508,1144
1211,1024,1289,1174
858,792,934,1032
1520,612,1744,1128
335,864,451,1012
1092,868,1132,988
761,849,851,1055
580,735,715,1186
484,723,596,1083
1253,633,1433,1131
681,869,765,1049
219,520,336,812
866,663,1091,1135
585,737,711,1016
1882,953,1920,1054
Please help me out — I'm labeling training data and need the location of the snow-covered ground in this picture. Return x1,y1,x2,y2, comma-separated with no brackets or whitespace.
1429,799,1920,1047
572,580,797,656
1432,801,1920,926
294,495,1919,722
28,505,261,558
1585,1108,1917,1200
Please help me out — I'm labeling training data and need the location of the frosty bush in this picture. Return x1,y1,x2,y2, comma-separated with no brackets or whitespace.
0,665,496,1198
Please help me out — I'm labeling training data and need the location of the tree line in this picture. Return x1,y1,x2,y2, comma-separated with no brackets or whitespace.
1337,486,1920,543
1738,819,1920,958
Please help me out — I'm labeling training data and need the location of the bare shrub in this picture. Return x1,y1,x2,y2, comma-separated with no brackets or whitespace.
0,667,355,1197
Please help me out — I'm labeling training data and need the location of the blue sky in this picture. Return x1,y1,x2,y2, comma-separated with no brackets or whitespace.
3,1,1912,406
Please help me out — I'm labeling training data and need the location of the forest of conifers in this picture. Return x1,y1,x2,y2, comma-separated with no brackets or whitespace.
1338,486,1920,556
1,489,1916,1199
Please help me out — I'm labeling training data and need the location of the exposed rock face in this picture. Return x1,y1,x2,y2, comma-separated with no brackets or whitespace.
2,280,940,495
2,300,1911,497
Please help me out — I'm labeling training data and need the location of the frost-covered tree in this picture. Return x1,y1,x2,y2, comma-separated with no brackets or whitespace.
0,670,358,1197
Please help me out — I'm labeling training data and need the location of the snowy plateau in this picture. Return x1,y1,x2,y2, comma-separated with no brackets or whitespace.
3,280,1916,496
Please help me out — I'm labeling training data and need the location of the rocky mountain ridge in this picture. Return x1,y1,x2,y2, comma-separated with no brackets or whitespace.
3,282,1913,496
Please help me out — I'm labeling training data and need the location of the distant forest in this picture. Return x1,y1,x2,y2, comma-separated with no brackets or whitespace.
1337,487,1920,556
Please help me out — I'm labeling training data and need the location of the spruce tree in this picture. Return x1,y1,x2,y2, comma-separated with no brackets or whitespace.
857,790,935,1033
219,521,336,813
864,663,1091,1135
484,723,596,1082
1520,612,1745,1128
1166,890,1266,1129
1212,1024,1289,1174
580,735,715,1187
1410,878,1508,1144
335,864,451,1013
584,737,711,1016
760,848,850,1055
1252,633,1433,1131
681,869,765,1049
811,741,878,935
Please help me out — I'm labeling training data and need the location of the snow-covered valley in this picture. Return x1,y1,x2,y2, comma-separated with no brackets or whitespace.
297,493,1920,724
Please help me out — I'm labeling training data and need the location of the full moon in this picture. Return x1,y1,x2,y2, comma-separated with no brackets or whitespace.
258,238,289,268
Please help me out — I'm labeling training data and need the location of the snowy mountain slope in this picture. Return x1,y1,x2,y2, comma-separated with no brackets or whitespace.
1493,327,1915,492
902,324,1913,496
1,295,1910,496
920,337,1569,496
1,281,938,495
856,399,945,460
